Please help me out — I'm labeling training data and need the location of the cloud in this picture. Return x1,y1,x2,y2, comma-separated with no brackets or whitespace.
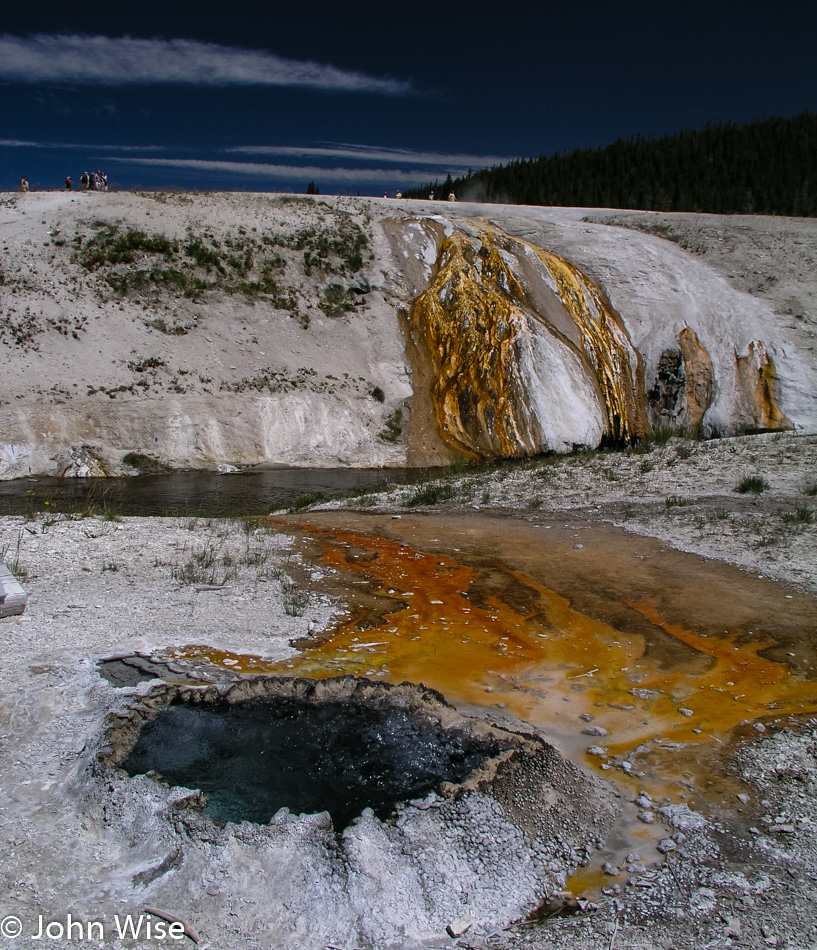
0,34,411,94
105,157,443,186
0,138,164,152
225,143,515,168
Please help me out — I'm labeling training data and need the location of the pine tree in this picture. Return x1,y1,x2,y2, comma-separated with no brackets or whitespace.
404,114,817,216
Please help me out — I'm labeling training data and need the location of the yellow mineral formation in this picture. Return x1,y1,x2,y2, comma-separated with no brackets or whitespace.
526,242,646,444
409,223,646,458
735,340,791,430
410,230,530,458
677,327,715,431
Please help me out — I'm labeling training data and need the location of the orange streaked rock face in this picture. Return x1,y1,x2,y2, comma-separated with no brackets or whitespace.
409,224,646,458
735,339,791,430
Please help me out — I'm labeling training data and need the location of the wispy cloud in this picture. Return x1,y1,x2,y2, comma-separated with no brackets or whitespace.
106,157,441,186
0,34,411,94
225,143,515,168
0,138,164,152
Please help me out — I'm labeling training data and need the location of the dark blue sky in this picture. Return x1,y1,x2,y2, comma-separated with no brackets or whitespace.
2,0,815,194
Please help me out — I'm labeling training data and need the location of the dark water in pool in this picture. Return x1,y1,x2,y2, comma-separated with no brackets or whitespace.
123,700,493,827
0,467,431,517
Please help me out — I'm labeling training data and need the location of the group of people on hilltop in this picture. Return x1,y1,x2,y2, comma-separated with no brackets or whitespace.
19,171,108,192
79,171,108,191
380,190,457,201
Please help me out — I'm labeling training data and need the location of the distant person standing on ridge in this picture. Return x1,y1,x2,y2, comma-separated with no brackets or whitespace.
448,191,457,201
100,171,108,191
64,176,72,190
20,176,29,192
80,171,89,190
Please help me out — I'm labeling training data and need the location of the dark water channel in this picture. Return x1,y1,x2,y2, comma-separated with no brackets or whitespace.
0,467,430,518
123,699,494,827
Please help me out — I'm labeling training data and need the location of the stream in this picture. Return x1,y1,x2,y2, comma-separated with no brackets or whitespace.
0,466,430,517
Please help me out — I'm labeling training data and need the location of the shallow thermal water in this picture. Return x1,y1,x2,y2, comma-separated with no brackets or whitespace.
168,511,817,889
123,699,494,828
0,467,431,517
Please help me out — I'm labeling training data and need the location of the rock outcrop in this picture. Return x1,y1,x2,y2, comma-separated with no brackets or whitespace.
407,223,646,458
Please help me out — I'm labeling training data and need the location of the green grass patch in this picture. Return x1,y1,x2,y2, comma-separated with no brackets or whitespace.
380,409,403,443
403,482,455,507
287,492,329,512
782,506,814,525
319,283,356,317
74,211,370,308
184,238,225,271
78,225,179,270
736,475,770,494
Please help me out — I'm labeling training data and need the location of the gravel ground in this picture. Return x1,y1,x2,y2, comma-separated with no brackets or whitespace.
487,722,817,950
1,431,816,949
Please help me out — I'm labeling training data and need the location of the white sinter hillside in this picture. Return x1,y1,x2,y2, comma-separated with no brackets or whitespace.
1,191,815,478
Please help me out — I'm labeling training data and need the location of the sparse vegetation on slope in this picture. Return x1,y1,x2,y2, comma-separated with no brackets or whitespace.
71,209,371,313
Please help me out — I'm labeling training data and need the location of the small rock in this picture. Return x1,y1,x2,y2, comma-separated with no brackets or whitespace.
638,811,656,824
630,688,663,701
573,544,583,549
737,793,750,804
587,746,608,756
678,707,693,717
580,713,594,722
657,838,677,853
582,725,609,736
659,803,707,831
635,795,654,809
446,916,472,938
725,918,741,938
753,722,766,733
602,862,619,876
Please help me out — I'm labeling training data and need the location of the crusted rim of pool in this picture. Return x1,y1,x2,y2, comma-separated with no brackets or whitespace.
96,674,620,945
